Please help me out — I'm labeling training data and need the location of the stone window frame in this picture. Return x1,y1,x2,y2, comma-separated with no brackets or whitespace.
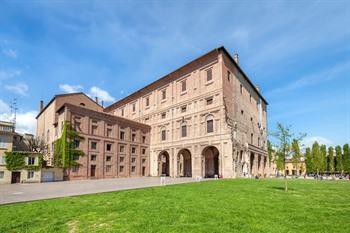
106,165,112,173
27,171,34,179
206,114,214,134
206,68,213,82
181,122,187,138
161,126,166,141
206,96,213,105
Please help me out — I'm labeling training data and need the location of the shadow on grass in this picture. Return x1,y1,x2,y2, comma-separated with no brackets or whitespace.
270,186,295,191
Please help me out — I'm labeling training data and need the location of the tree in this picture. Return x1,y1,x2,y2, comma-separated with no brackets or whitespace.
291,139,302,176
320,145,327,173
343,144,350,174
24,136,46,152
327,147,335,177
305,147,313,173
311,142,321,175
335,146,343,174
267,140,274,166
54,121,85,180
271,123,306,191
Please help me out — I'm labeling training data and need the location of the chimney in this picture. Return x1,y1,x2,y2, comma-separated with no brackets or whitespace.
233,53,239,65
40,100,44,111
256,85,260,92
95,97,99,104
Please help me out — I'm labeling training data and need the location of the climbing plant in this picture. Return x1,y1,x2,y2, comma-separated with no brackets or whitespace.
4,151,43,171
53,121,85,175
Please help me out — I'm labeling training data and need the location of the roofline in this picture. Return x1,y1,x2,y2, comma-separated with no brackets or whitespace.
105,46,267,112
36,92,101,119
58,103,151,130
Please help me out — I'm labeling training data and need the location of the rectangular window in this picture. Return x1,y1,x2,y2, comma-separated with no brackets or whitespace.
142,158,146,164
0,171,4,179
146,97,149,106
0,156,4,165
91,141,97,150
28,157,35,165
132,133,136,142
206,97,213,105
106,165,112,172
121,108,124,116
142,136,146,143
181,106,187,113
131,157,136,163
106,156,112,162
107,128,112,137
91,155,97,161
131,166,136,173
119,166,124,173
92,125,98,135
132,103,136,112
72,166,79,172
74,140,80,149
142,148,146,155
251,133,253,144
120,131,125,140
27,171,34,179
207,120,214,133
250,94,252,103
227,70,231,82
74,117,81,131
106,144,112,151
181,125,187,137
206,69,212,82
162,89,166,100
181,80,186,92
161,112,166,119
120,145,125,153
120,157,124,163
131,147,136,154
240,84,243,94
161,130,166,141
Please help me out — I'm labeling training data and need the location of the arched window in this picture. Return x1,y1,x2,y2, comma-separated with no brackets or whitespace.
161,126,166,141
206,115,214,133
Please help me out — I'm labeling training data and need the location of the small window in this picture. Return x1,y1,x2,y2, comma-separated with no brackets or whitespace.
142,136,146,143
132,103,136,112
207,119,214,133
181,125,187,137
240,84,243,94
142,148,146,155
162,89,166,100
107,128,112,137
120,131,125,140
146,97,150,107
251,117,253,122
28,157,35,165
27,171,34,179
131,157,136,163
206,69,212,82
120,145,125,153
106,165,112,172
91,142,97,150
227,70,231,82
121,108,124,116
181,106,187,113
251,133,253,144
161,129,166,141
0,171,4,179
120,157,124,163
241,110,244,115
131,147,136,154
91,155,97,161
161,112,166,119
106,156,112,162
119,166,124,173
132,133,136,142
250,94,252,103
142,158,146,164
206,97,213,105
72,166,79,173
131,166,136,173
181,80,186,92
106,144,112,151
74,140,80,149
92,125,98,135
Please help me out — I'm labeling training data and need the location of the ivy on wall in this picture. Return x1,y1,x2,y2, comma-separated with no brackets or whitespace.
4,152,43,171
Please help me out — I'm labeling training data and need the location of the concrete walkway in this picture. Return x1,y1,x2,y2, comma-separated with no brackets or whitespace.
0,177,196,205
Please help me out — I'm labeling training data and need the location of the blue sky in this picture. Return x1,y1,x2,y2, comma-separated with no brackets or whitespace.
0,0,349,147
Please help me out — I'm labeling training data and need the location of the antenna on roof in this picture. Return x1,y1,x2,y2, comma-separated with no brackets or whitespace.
10,98,18,130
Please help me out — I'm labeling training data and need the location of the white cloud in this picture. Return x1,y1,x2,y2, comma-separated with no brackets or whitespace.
0,69,21,80
88,86,115,102
59,84,83,93
15,111,37,135
303,136,333,148
5,83,28,96
2,49,18,58
0,99,11,113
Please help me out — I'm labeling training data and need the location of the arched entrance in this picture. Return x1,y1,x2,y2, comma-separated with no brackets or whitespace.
158,151,170,176
177,149,192,177
202,146,219,178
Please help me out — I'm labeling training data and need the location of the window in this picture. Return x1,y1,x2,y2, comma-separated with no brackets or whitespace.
27,171,34,179
132,133,136,142
206,69,212,82
121,108,124,116
142,148,146,155
47,129,50,142
0,156,4,165
132,103,136,112
106,144,112,152
120,131,125,140
181,125,187,137
74,117,81,131
142,136,146,143
146,97,149,107
251,133,253,144
107,128,112,137
120,157,124,163
91,141,97,150
0,138,6,149
240,84,243,94
72,166,79,173
206,97,213,105
73,154,79,160
92,125,98,135
131,157,136,163
162,89,166,100
181,80,186,92
91,155,97,161
181,106,187,113
161,112,166,119
0,171,4,179
251,117,253,122
119,166,124,173
80,103,85,106
241,110,244,115
131,147,136,154
250,94,252,103
74,140,80,149
106,165,112,172
227,70,231,82
258,137,260,147
206,116,214,133
142,158,146,164
120,145,125,153
161,128,166,141
131,166,136,173
106,156,112,162
28,157,35,165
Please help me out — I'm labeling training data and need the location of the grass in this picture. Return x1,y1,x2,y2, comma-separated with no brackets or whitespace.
1,179,350,233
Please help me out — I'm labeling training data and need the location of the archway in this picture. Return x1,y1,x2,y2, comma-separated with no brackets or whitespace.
177,149,192,177
202,146,219,178
158,151,170,176
250,152,255,176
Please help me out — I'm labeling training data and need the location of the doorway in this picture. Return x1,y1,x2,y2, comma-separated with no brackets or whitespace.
90,165,96,177
11,172,21,184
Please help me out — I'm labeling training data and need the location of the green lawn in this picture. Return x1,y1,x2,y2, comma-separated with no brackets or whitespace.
1,179,350,233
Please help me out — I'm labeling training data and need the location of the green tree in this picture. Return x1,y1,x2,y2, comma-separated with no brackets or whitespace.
335,146,343,173
305,147,313,173
320,145,327,173
291,139,302,176
267,140,274,166
311,142,321,175
327,147,335,177
343,144,350,174
271,123,306,191
54,121,85,180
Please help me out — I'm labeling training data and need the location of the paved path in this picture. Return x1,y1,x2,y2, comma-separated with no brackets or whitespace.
0,177,197,205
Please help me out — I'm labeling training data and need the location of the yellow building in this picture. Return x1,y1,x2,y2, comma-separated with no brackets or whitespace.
0,121,15,184
284,158,306,176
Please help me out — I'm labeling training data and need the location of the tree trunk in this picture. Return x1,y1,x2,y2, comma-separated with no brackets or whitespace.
284,176,288,192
